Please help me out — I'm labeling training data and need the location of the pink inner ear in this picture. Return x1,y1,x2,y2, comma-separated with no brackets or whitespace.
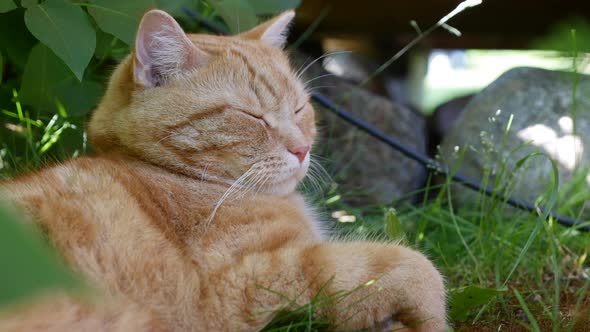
134,10,208,87
134,26,155,86
259,11,295,48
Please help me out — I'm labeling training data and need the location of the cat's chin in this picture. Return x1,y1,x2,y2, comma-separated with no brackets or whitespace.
263,176,299,197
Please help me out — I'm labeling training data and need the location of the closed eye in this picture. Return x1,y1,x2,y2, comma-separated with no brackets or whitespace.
239,110,269,126
295,105,305,115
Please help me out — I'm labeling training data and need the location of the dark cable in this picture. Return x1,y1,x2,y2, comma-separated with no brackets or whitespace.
181,6,589,232
183,7,229,35
312,94,588,231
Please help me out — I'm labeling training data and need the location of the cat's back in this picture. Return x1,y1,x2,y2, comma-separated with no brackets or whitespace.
2,156,154,221
6,157,205,258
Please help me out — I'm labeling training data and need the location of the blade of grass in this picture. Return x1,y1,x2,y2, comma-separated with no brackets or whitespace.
513,288,541,332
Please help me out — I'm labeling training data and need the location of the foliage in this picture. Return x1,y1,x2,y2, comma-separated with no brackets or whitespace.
449,286,506,322
532,17,590,53
208,0,300,34
384,207,404,240
0,203,81,307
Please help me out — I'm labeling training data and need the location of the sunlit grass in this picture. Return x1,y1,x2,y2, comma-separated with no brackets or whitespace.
0,90,84,179
312,135,590,331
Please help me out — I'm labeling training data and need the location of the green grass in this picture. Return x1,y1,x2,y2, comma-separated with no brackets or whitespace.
307,165,589,331
0,89,86,179
307,107,589,331
1,88,590,331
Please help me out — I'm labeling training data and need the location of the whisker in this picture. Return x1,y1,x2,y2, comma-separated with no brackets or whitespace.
254,172,273,196
296,50,352,80
157,131,184,144
199,163,211,183
304,157,332,196
247,175,266,197
305,168,323,195
235,168,266,202
206,164,260,228
293,55,312,79
310,153,332,162
310,158,332,181
303,73,336,86
304,85,338,93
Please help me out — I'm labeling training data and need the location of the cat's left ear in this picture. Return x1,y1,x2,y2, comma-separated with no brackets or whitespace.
239,10,295,48
134,9,209,87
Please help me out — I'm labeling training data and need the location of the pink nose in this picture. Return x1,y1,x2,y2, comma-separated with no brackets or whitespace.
289,145,310,163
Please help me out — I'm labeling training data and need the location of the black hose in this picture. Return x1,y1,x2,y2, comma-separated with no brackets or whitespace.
312,94,588,231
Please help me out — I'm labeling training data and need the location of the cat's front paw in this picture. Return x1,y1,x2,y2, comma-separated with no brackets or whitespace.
349,244,447,332
384,247,446,332
306,242,446,332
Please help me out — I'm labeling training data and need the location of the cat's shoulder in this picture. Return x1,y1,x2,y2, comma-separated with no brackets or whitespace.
1,155,141,199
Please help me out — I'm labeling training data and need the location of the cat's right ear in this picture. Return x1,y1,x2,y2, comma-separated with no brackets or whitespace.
134,9,208,87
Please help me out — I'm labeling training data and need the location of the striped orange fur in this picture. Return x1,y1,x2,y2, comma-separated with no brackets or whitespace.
0,9,446,331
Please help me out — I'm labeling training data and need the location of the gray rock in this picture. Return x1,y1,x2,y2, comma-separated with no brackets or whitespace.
290,51,428,205
440,67,590,213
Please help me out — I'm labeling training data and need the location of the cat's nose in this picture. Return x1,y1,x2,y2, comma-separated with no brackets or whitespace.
289,146,310,163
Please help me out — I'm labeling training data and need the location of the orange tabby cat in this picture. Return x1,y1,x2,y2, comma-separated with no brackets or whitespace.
0,9,446,332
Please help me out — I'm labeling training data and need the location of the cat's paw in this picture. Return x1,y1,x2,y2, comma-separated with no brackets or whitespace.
309,242,446,332
387,247,447,332
353,245,447,332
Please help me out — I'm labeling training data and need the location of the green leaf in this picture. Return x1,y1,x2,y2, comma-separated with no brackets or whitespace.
94,28,116,59
20,43,73,113
21,0,37,8
55,79,103,117
24,0,96,80
0,203,81,307
0,0,17,13
513,288,541,331
209,0,259,34
384,208,404,240
87,0,155,45
0,9,38,70
19,30,105,117
248,0,301,15
94,28,129,61
0,50,3,84
156,0,190,13
449,286,506,321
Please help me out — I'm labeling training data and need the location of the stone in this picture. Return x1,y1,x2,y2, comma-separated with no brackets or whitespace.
290,51,429,205
440,67,590,215
427,94,473,155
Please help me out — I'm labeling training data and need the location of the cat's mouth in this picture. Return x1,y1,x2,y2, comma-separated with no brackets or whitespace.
227,155,309,196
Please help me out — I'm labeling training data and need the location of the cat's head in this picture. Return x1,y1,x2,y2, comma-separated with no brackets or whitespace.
89,9,315,196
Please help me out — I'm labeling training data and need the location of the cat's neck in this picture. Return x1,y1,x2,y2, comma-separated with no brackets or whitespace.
97,151,298,200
